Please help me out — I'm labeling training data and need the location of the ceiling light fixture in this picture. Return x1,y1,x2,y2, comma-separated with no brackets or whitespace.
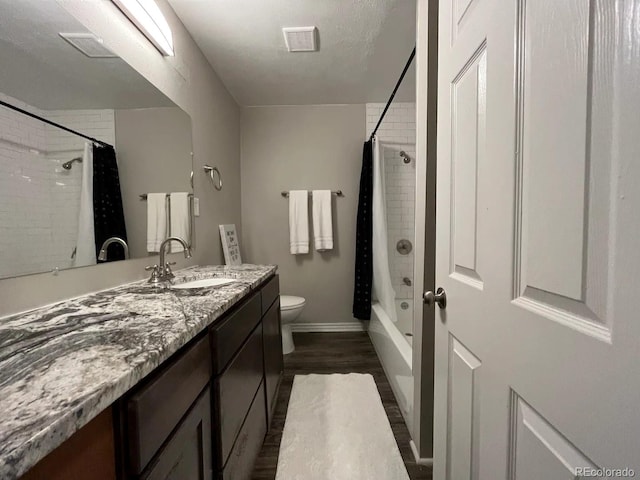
111,0,174,56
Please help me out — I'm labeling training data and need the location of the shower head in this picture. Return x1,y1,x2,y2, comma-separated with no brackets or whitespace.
62,157,83,170
399,151,411,164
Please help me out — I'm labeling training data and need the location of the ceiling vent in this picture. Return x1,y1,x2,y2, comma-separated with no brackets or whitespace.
282,27,318,52
59,33,118,58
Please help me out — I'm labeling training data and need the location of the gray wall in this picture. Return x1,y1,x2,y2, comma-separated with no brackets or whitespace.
0,0,240,316
241,105,365,325
116,107,193,259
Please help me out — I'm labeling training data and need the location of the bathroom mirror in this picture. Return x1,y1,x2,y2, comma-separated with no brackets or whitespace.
0,0,194,280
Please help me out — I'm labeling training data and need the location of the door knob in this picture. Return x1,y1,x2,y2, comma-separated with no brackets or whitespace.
423,287,447,309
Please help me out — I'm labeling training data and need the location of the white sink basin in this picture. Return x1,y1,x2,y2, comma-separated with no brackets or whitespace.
171,278,236,289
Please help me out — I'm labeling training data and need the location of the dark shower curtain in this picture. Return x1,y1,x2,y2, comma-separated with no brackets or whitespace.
353,140,374,320
93,144,128,262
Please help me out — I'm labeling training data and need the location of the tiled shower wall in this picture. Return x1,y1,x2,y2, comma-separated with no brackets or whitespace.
0,92,114,278
366,102,416,300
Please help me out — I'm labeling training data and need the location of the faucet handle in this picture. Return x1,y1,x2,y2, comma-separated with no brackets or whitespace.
164,261,177,279
145,264,161,284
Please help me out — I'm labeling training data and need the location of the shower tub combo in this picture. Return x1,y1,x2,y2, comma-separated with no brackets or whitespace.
368,142,416,431
369,300,413,426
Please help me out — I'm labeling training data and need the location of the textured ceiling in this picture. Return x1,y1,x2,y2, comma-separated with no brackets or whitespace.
168,0,416,106
0,0,174,110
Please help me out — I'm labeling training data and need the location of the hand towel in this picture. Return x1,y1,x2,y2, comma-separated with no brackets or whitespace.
312,190,333,251
289,190,309,255
170,192,191,252
147,193,167,253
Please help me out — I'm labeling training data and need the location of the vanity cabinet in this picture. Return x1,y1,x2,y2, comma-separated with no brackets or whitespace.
118,274,281,480
20,273,281,480
261,276,284,425
125,335,211,475
220,382,267,480
213,320,264,464
119,334,212,479
142,388,212,480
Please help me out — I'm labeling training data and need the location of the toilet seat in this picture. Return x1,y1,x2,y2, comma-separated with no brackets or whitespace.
280,295,305,311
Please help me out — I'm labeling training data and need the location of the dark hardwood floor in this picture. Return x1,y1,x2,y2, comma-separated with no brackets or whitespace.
252,332,433,479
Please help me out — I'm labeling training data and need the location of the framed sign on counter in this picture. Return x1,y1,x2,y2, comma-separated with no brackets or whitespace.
219,224,242,265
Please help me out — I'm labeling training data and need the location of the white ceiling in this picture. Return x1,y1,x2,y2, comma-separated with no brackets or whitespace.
0,0,175,110
168,0,416,106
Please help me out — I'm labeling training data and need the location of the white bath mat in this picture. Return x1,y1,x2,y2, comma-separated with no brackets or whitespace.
276,373,410,480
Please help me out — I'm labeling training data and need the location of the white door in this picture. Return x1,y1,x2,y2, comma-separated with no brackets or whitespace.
431,0,640,478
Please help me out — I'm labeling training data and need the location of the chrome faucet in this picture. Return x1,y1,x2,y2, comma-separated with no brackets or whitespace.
98,237,129,261
146,236,192,284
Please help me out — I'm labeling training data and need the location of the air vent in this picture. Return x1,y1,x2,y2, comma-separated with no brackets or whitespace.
282,27,318,52
59,33,118,58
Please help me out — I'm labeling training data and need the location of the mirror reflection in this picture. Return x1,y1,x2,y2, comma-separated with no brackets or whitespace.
0,0,193,279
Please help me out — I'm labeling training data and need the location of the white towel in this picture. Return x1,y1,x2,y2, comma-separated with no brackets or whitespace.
147,193,167,253
289,190,309,255
170,192,191,252
312,190,333,251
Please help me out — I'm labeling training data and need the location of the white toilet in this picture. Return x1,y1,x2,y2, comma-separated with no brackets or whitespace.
279,295,306,354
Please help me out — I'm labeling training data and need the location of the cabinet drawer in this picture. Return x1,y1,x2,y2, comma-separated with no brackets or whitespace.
220,381,267,480
260,275,279,315
142,387,213,480
127,335,211,475
262,299,283,426
215,323,264,467
210,293,261,374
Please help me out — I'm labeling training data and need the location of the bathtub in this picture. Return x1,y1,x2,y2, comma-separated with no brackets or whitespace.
368,301,414,429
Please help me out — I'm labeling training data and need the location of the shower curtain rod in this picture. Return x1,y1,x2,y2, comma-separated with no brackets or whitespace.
0,99,112,148
370,46,416,141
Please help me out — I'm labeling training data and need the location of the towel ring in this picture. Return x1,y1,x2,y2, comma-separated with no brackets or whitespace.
203,165,223,191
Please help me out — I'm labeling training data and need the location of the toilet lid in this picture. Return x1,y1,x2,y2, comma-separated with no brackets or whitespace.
281,295,305,311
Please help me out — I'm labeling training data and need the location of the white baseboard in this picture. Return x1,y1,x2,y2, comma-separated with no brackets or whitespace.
290,322,366,333
410,440,434,466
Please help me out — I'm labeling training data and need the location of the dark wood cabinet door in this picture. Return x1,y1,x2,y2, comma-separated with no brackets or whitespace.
262,299,283,426
127,335,211,475
209,293,262,375
220,382,267,480
260,275,279,315
142,387,213,480
215,323,264,467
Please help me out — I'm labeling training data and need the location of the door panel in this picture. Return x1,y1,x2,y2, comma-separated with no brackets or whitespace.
514,0,617,340
452,0,479,43
429,0,640,477
520,0,590,301
451,45,486,289
508,392,598,480
447,336,481,480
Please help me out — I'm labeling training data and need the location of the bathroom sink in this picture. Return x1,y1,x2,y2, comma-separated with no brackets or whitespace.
171,278,236,289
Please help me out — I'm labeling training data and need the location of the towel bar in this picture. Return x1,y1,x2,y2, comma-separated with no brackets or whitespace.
203,165,223,190
281,190,343,198
139,193,194,200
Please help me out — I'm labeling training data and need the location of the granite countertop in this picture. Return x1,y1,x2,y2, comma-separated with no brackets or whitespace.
0,264,277,480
